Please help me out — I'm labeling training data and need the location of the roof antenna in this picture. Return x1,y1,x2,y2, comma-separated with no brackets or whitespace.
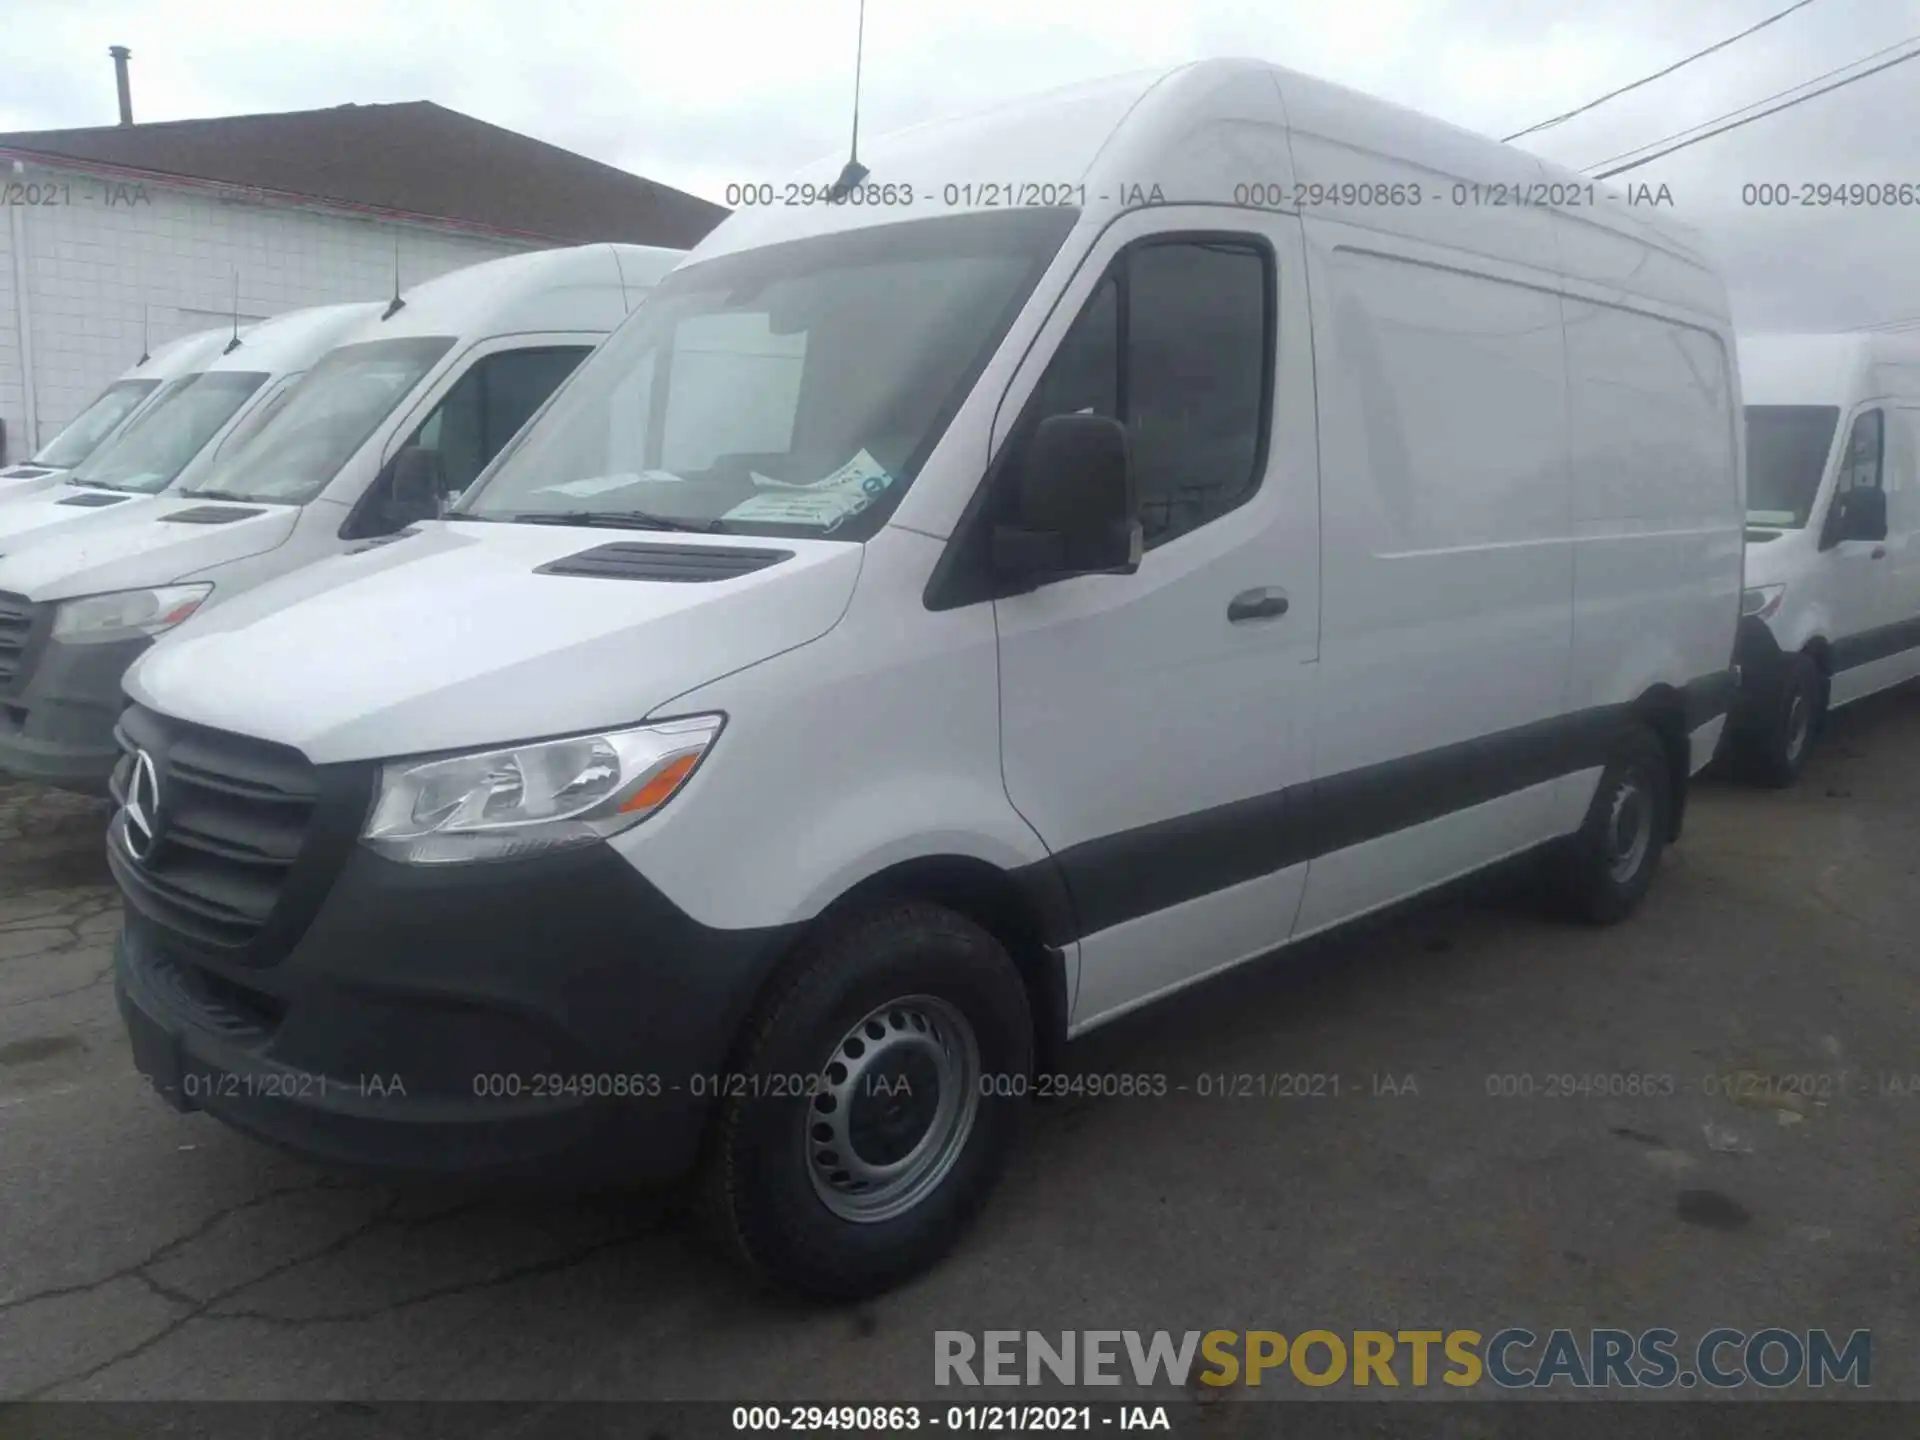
609,243,633,314
223,270,242,353
382,230,407,320
829,0,869,199
138,302,150,365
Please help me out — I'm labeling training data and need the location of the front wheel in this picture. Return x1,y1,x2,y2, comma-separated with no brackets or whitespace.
1739,653,1823,788
700,901,1033,1298
1545,725,1672,926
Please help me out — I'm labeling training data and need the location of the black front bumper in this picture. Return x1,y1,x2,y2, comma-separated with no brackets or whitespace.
113,828,797,1182
0,616,149,791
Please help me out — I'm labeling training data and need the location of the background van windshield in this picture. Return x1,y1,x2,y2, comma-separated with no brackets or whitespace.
187,337,455,504
70,372,269,494
1745,404,1841,528
459,209,1076,540
31,379,162,469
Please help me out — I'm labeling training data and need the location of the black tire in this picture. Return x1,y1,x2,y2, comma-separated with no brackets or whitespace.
700,901,1033,1299
1546,724,1672,926
1738,653,1823,788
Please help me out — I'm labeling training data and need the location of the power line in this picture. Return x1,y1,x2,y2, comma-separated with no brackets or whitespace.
1503,0,1823,142
1579,32,1919,173
1583,38,1920,179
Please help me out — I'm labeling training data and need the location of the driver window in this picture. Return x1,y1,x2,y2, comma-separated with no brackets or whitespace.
397,346,588,499
348,345,589,538
1839,408,1884,497
1824,408,1887,548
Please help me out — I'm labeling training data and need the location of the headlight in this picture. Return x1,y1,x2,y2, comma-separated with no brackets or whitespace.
1741,584,1785,620
362,714,723,864
51,584,212,645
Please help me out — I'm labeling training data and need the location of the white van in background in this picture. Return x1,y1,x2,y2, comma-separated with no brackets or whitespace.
107,61,1741,1298
0,245,681,789
0,303,382,557
0,329,231,499
1727,333,1920,784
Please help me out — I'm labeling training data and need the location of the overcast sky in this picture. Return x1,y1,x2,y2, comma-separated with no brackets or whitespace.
6,0,1920,331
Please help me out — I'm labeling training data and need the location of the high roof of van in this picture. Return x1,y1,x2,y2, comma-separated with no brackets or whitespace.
199,302,385,372
694,58,1724,322
134,327,236,376
1738,332,1920,408
349,243,685,343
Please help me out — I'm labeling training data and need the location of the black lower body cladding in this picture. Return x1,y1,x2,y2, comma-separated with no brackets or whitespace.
113,832,798,1182
0,631,151,791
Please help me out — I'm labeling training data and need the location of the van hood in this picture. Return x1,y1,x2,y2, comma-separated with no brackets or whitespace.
0,495,296,602
126,521,865,764
0,489,159,548
0,466,71,501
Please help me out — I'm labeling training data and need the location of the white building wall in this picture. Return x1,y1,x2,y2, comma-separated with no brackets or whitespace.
0,208,21,460
0,161,537,462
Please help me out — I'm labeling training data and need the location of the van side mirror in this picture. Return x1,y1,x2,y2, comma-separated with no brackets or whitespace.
1833,485,1887,544
388,446,446,525
991,414,1141,580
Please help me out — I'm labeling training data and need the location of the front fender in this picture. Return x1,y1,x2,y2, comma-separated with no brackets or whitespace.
1764,600,1832,661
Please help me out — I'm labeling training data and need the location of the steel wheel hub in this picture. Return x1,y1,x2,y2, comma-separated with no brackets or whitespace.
805,995,981,1224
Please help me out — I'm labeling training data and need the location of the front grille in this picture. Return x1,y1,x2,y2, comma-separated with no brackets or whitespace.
0,591,37,697
111,706,321,949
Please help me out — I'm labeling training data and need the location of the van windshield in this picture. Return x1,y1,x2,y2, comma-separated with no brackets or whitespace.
70,371,269,494
32,379,162,469
184,337,454,504
1745,405,1840,528
457,209,1078,540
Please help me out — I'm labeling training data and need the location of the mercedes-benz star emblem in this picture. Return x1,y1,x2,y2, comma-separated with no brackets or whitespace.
123,749,162,862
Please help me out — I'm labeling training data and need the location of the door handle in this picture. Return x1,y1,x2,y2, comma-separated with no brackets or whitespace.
1871,545,1887,559
1228,587,1290,623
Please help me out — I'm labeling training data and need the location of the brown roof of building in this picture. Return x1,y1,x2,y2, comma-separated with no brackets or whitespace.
0,100,728,248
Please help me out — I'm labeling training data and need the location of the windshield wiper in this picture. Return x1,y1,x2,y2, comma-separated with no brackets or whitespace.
65,477,134,493
181,488,280,504
505,509,729,534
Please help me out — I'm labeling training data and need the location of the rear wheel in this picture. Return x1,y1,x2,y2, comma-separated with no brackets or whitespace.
1739,653,1822,788
1546,724,1672,925
700,901,1032,1299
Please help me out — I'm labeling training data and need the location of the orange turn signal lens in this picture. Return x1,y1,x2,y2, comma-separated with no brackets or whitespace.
619,751,702,814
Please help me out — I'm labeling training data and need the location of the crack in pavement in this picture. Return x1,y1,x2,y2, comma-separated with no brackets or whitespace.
4,960,114,1011
18,1186,405,1399
202,1226,659,1328
13,1179,669,1398
0,892,120,969
0,1175,362,1316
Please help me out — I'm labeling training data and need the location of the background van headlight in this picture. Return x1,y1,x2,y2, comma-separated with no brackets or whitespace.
1741,584,1785,620
51,584,212,644
362,715,724,864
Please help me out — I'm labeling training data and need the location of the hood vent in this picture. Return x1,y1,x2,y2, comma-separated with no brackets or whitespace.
160,505,267,525
346,528,420,555
57,492,134,508
536,541,793,582
1,466,55,479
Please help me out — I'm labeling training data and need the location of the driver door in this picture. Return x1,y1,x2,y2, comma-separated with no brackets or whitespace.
991,207,1321,1030
1823,406,1894,704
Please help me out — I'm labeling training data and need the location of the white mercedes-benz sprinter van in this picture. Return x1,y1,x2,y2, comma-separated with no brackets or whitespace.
0,246,680,790
0,303,381,558
0,304,380,788
1725,333,1920,783
108,61,1743,1298
0,329,230,499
